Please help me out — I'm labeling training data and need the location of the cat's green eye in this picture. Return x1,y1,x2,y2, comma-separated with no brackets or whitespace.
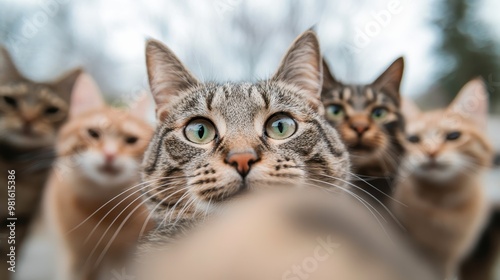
185,119,216,144
265,114,297,140
326,105,345,121
371,107,388,120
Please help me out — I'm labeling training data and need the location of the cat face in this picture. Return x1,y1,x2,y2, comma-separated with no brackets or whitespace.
321,58,405,174
0,47,81,148
402,79,492,182
56,74,154,188
143,31,349,220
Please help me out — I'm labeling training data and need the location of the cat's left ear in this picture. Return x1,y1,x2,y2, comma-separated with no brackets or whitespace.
272,30,323,102
69,73,105,118
0,46,23,83
51,68,83,102
448,77,489,129
372,57,404,103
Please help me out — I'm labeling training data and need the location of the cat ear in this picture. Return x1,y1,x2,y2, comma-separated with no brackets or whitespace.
448,77,488,128
401,97,421,120
69,73,105,118
272,30,323,100
51,68,83,102
146,39,199,121
0,46,23,83
322,58,341,92
372,57,404,102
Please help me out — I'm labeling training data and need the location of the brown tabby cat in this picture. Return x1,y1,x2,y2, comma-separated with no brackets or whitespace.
141,30,350,238
321,57,405,204
392,78,493,278
138,189,439,280
0,46,81,278
44,74,154,280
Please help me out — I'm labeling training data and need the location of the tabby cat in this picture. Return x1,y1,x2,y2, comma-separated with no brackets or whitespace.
141,30,350,238
321,57,405,203
0,46,81,278
44,74,154,280
392,78,493,278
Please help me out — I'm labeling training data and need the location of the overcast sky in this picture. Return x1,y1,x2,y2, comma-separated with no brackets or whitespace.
1,0,499,99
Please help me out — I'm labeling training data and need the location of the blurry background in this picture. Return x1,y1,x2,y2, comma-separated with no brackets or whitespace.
0,0,498,279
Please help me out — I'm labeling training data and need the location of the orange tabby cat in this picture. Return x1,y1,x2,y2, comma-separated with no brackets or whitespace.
0,46,80,279
44,74,154,280
392,78,493,278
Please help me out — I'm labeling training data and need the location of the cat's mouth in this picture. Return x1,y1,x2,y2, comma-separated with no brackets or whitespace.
98,164,122,175
420,160,448,171
349,143,375,152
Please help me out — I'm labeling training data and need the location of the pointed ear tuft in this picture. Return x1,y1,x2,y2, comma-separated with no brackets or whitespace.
69,73,105,118
146,39,199,120
401,97,421,121
52,68,83,102
322,58,341,92
272,30,323,99
448,77,488,129
0,46,23,83
372,56,404,102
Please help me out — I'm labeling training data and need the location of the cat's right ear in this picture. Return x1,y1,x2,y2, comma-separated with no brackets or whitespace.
146,39,199,121
448,77,489,129
0,46,23,83
69,73,105,118
272,30,323,102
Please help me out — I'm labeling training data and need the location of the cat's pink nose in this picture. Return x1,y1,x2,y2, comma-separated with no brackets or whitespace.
104,153,115,163
226,150,258,177
351,122,369,135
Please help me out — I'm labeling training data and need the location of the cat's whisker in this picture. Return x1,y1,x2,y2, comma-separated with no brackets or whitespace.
310,176,405,230
303,181,394,243
67,176,188,234
91,183,185,268
306,178,388,223
82,180,186,245
139,185,192,236
163,191,192,228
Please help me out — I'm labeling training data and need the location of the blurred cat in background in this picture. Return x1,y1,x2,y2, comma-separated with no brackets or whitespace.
392,78,493,278
0,46,81,278
44,74,154,280
321,57,405,205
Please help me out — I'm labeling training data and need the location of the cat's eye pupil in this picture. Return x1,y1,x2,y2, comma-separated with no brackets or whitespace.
372,107,388,119
446,131,461,141
45,106,59,114
326,105,344,121
88,129,100,139
197,125,205,139
126,136,138,144
265,114,296,140
3,96,17,108
276,121,284,133
408,135,420,143
184,119,216,144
